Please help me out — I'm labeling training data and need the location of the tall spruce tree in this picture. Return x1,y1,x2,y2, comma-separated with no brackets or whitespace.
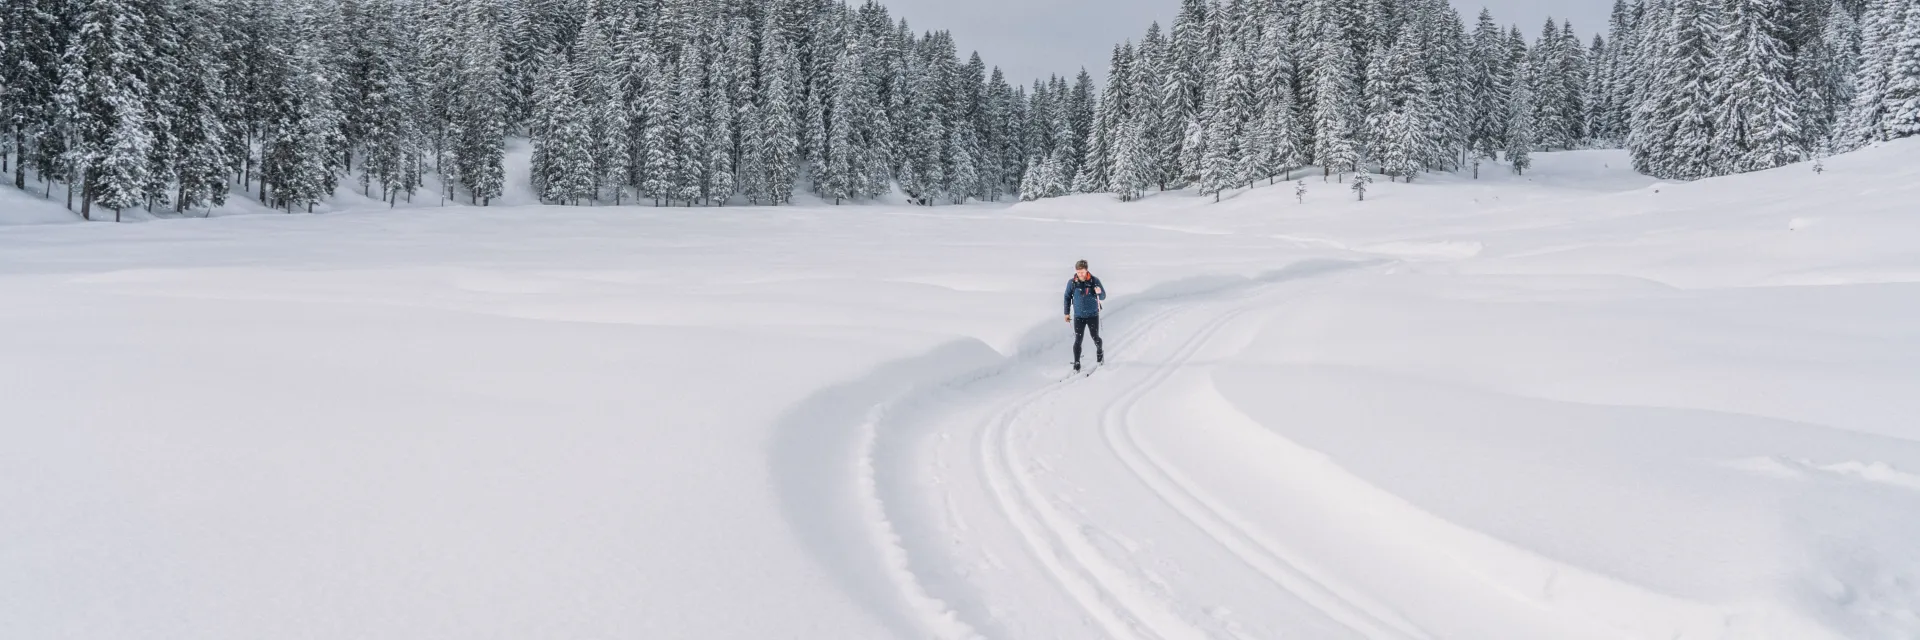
1467,9,1507,157
1310,7,1362,179
1713,0,1806,171
57,0,157,219
1630,0,1722,178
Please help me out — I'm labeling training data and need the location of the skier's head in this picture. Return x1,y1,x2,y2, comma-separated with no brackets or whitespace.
1075,260,1090,279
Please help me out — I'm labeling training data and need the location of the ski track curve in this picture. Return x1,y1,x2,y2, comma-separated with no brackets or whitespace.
828,259,1382,639
1092,294,1432,640
975,301,1211,640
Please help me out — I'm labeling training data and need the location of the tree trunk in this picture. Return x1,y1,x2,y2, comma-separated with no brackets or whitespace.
12,129,24,189
79,170,91,221
242,129,252,191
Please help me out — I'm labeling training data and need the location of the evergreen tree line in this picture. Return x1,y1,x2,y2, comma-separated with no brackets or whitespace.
1070,0,1615,202
0,0,522,220
4,0,1917,219
1074,0,1920,199
1623,0,1919,179
0,0,1051,217
522,0,1050,206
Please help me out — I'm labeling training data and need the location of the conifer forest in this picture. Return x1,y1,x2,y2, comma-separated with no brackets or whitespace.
1,0,1916,218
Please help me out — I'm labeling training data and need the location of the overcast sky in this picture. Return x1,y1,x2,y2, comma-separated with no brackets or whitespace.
880,0,1610,85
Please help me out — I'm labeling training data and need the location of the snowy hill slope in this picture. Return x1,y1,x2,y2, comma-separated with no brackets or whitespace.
3,141,1918,639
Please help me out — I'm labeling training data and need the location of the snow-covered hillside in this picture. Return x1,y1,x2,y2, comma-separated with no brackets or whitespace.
3,141,1918,639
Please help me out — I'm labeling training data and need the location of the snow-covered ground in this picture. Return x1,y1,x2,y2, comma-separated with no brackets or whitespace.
4,140,1918,639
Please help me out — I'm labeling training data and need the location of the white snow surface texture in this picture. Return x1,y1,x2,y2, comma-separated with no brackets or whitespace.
5,141,1920,640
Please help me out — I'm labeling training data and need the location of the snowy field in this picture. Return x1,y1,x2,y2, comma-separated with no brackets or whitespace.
4,141,1920,639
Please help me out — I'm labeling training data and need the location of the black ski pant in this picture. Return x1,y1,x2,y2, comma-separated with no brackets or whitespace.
1073,316,1103,364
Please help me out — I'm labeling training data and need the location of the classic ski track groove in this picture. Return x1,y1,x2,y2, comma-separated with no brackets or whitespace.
975,302,1196,640
1094,287,1432,640
883,262,1392,639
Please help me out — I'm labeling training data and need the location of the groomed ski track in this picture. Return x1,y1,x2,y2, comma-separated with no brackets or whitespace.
771,255,1829,640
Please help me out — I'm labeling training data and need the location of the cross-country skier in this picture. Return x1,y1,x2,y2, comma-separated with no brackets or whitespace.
1064,260,1106,372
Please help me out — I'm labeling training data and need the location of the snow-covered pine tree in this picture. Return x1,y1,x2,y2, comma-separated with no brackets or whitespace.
703,17,752,206
1109,116,1144,200
1063,69,1096,188
638,43,676,206
1504,25,1530,158
858,7,902,196
1015,79,1039,187
1018,155,1041,201
1253,3,1303,184
1375,20,1432,182
1844,0,1905,144
671,20,709,206
1025,77,1054,181
1557,21,1589,146
1310,12,1362,179
736,68,769,203
259,3,343,213
945,125,976,203
1424,3,1475,171
1794,0,1858,149
1876,0,1920,139
1002,83,1029,196
56,0,157,220
1507,74,1535,174
450,0,505,206
980,66,1012,201
165,0,234,213
1585,34,1610,146
1467,9,1507,157
498,0,543,133
1164,0,1209,181
574,7,628,204
821,37,861,204
1361,27,1395,164
1083,44,1129,195
1199,33,1251,199
610,7,655,203
342,0,397,200
759,16,801,204
2,0,66,191
531,51,594,204
1713,0,1806,172
958,51,991,201
134,0,185,212
1629,0,1721,179
1527,19,1572,150
850,17,894,202
1233,0,1267,186
1595,0,1637,144
905,32,953,204
1133,22,1170,190
796,1,837,186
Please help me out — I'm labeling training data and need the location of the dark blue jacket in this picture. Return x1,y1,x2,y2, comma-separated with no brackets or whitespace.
1064,275,1106,318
